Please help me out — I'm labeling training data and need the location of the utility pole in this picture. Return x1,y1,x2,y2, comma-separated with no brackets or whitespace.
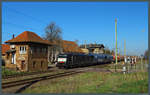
124,40,126,57
115,18,118,72
123,40,126,65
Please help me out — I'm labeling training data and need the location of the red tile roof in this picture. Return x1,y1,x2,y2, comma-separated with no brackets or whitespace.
5,31,52,45
62,40,83,53
2,44,10,54
4,31,83,53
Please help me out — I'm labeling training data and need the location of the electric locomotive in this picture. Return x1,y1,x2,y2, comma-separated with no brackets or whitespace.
56,53,94,68
56,53,113,69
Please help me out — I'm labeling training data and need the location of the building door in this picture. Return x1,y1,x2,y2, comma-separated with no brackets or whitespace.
21,61,25,70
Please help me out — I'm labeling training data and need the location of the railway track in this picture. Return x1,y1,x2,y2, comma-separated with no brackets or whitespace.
2,68,88,89
3,62,112,79
2,69,56,79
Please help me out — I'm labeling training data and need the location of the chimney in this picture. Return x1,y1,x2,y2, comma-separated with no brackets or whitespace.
12,34,15,39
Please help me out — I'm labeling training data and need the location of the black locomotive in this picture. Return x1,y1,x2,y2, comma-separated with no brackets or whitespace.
56,53,113,69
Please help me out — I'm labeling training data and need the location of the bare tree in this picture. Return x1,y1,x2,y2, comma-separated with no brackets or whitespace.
43,22,63,64
44,22,62,41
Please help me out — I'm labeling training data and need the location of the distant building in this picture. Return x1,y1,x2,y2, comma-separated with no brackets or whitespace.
80,48,89,54
4,31,52,71
80,44,105,54
62,40,83,53
50,40,83,63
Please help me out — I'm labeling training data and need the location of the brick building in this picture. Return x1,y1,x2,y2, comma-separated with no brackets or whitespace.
3,31,83,71
4,31,52,71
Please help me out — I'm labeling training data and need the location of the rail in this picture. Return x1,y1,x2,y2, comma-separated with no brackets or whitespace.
2,69,88,89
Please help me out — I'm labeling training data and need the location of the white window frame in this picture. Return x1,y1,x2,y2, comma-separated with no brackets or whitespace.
19,46,26,54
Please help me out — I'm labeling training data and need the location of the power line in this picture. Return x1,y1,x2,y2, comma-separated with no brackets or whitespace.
5,6,49,25
3,21,39,32
3,12,45,32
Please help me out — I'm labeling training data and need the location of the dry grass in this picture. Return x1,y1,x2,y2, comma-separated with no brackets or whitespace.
22,70,148,94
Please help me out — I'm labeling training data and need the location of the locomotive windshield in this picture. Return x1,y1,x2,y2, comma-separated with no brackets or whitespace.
57,54,67,64
58,55,67,58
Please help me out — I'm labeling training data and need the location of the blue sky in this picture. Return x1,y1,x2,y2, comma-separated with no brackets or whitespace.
2,2,148,56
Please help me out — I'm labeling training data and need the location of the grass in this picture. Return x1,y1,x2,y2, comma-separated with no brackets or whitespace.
2,67,26,77
22,71,148,94
2,70,66,83
1,66,43,78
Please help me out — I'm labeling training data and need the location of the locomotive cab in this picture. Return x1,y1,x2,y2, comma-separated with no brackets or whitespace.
57,55,67,64
56,54,69,68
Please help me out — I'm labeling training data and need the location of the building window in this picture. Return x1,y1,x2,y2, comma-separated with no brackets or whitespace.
34,47,36,53
33,61,36,68
37,48,40,53
30,47,33,54
11,53,15,64
46,48,47,52
36,48,38,53
44,48,46,53
19,46,26,54
40,47,42,52
42,48,46,53
42,48,44,53
43,48,47,53
41,61,43,67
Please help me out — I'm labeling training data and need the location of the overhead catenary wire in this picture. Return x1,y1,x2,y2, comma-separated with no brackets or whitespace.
2,21,40,43
5,6,49,25
3,21,38,31
3,6,49,37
